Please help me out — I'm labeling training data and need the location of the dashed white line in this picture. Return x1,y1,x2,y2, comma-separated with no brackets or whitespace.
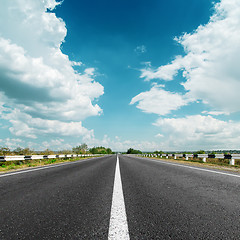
108,155,130,240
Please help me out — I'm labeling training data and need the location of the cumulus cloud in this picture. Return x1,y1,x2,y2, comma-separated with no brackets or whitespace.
130,85,190,115
154,115,240,150
139,0,240,113
0,0,103,138
1,109,94,139
140,56,182,81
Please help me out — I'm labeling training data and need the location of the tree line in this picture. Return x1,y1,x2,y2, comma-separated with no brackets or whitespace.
0,144,113,156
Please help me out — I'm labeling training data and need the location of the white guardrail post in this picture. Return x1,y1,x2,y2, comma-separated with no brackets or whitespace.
230,154,240,165
230,158,235,165
185,154,193,160
196,154,208,162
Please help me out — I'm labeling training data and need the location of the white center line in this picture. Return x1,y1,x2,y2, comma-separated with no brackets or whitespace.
108,155,130,240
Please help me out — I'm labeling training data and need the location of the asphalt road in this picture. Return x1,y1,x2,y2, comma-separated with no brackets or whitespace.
1,155,240,239
120,155,240,239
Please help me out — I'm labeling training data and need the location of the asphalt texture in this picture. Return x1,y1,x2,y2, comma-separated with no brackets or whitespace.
1,155,240,239
0,156,116,240
120,155,240,239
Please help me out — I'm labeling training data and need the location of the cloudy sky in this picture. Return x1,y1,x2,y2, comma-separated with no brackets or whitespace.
0,0,240,151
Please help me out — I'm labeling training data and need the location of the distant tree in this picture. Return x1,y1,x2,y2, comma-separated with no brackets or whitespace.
13,147,23,155
72,144,88,154
14,147,33,155
99,149,107,154
106,148,112,154
126,148,142,154
154,151,164,154
127,148,133,154
196,150,205,154
0,147,11,156
89,147,97,154
89,146,113,154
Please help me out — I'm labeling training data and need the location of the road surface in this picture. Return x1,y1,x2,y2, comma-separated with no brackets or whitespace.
0,155,240,239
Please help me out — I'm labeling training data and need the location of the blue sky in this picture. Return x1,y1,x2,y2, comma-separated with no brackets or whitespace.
56,0,212,138
1,0,240,151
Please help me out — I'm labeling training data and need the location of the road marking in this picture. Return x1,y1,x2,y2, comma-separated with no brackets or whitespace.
108,156,130,240
0,157,100,178
140,157,240,178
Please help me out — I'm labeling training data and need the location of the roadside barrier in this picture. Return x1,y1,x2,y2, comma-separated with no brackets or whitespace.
0,154,103,162
141,153,240,166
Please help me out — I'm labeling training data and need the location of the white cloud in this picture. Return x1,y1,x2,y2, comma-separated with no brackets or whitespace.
130,85,190,115
154,115,240,150
1,109,94,139
0,138,24,149
202,111,230,116
0,0,104,138
140,56,182,81
134,45,147,54
42,138,72,150
155,133,164,138
139,0,240,113
0,137,73,151
71,61,82,67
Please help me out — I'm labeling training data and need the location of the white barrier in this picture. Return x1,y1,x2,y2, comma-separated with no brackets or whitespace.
5,156,25,161
142,153,239,166
0,154,104,162
31,155,44,160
